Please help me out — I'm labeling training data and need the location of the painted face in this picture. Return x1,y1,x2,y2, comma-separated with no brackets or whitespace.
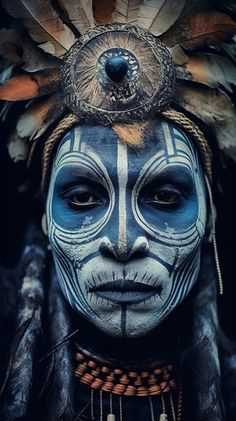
46,120,207,338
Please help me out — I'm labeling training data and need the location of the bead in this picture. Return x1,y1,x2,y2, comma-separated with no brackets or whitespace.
159,414,168,421
91,379,104,389
128,371,138,378
82,373,94,384
101,366,110,374
114,368,123,375
107,414,115,421
106,375,115,382
149,385,161,395
88,360,96,368
75,353,85,361
141,371,149,378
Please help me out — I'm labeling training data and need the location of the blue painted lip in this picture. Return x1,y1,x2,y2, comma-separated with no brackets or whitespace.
89,280,162,304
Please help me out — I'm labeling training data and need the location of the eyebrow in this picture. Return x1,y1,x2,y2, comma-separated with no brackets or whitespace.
54,161,106,190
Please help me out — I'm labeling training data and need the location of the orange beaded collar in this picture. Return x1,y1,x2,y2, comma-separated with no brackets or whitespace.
74,343,177,398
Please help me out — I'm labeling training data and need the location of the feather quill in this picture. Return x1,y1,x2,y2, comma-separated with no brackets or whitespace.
112,0,141,24
55,0,94,34
0,28,61,72
1,0,75,55
177,84,236,161
16,93,65,140
162,12,236,49
0,69,60,101
93,0,115,24
176,53,236,92
138,0,186,36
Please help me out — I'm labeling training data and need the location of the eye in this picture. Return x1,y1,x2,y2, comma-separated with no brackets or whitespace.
68,189,103,210
145,185,182,207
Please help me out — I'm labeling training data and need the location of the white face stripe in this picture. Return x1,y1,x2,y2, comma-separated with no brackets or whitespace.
117,141,128,254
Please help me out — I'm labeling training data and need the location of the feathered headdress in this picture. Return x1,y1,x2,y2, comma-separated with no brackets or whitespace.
0,0,236,168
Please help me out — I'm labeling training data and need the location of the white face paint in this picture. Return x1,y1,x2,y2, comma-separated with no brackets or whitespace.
46,121,207,338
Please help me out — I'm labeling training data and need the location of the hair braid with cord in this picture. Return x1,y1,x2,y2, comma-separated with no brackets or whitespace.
40,113,80,192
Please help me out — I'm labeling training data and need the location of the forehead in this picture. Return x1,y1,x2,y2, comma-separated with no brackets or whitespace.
53,120,198,173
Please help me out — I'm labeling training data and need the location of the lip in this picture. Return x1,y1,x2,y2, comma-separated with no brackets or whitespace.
89,280,162,304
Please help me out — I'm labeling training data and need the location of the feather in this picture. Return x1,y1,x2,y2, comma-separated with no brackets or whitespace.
7,131,29,162
16,93,65,140
176,53,236,92
176,84,236,161
221,42,236,63
0,69,60,101
1,0,75,55
93,0,115,24
0,62,14,84
112,0,141,24
162,12,236,49
0,101,13,121
167,45,189,65
55,0,94,34
138,0,186,36
0,28,61,72
210,0,236,19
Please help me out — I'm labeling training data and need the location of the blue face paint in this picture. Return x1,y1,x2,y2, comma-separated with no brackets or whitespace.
46,120,207,338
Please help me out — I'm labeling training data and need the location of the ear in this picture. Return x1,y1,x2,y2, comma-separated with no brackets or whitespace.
41,213,48,236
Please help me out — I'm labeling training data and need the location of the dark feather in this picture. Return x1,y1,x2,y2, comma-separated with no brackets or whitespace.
176,83,236,161
0,28,61,72
162,12,236,49
176,53,236,92
93,0,115,24
1,0,75,55
16,93,66,140
0,225,46,420
47,265,75,420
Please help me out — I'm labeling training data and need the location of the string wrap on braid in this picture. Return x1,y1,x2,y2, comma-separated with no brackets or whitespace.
162,108,213,183
40,113,80,192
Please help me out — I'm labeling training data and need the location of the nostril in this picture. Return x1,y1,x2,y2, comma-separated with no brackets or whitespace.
99,236,117,258
128,236,150,258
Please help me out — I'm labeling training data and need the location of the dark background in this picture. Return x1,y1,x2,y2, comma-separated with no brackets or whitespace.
0,5,236,341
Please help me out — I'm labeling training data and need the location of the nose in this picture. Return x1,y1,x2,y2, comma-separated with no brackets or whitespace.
99,235,150,261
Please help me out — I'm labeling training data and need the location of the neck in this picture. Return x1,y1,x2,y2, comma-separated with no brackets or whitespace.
71,300,191,363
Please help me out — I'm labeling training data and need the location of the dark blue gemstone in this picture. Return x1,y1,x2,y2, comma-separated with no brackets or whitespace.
105,56,128,82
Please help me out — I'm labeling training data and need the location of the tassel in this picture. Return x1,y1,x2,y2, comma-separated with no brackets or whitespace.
107,415,115,421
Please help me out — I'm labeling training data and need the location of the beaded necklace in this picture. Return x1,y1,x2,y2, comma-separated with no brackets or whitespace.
74,343,183,421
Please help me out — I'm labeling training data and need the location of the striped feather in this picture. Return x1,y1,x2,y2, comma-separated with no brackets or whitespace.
0,69,60,101
112,0,141,24
1,0,75,55
138,0,186,36
176,53,236,93
56,0,94,34
16,94,65,140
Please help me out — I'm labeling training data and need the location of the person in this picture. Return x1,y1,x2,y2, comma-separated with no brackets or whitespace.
0,1,236,420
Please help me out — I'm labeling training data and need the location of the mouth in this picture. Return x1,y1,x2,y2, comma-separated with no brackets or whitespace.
89,279,163,304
